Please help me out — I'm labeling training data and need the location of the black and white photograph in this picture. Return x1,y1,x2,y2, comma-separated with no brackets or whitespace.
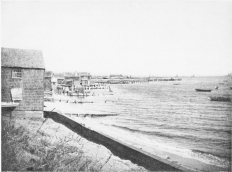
1,0,232,171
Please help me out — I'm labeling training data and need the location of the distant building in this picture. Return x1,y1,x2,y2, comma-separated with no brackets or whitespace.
75,72,91,86
44,71,53,91
57,72,92,88
1,47,45,118
44,71,57,91
64,72,76,80
110,74,124,79
54,73,64,84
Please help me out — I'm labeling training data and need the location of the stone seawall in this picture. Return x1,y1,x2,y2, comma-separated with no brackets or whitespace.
44,110,192,172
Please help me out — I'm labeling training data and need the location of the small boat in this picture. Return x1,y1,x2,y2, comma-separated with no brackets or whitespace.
173,83,180,85
209,96,231,102
109,86,113,92
195,89,212,92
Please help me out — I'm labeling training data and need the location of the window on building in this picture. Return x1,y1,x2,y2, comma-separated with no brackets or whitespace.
12,69,22,78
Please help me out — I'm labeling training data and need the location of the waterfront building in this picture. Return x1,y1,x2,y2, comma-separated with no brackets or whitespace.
54,73,65,84
110,74,124,79
75,72,91,86
1,47,45,118
44,71,57,92
44,71,53,91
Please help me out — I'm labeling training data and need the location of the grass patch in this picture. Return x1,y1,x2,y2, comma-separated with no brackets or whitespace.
1,117,97,171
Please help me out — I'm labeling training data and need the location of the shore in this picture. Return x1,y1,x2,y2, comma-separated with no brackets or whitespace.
43,91,229,172
3,88,229,171
2,113,147,171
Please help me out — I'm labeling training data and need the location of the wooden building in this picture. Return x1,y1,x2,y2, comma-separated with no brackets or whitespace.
44,71,53,91
54,73,65,84
1,47,45,117
44,71,57,92
110,74,124,79
75,72,91,86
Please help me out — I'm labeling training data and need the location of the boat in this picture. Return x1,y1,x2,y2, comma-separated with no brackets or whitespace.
109,86,113,92
195,89,212,92
209,96,231,102
173,83,180,85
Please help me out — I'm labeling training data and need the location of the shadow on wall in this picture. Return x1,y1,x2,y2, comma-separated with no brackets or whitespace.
44,111,185,172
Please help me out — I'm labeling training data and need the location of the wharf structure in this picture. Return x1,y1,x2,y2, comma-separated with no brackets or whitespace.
148,77,182,81
1,47,45,118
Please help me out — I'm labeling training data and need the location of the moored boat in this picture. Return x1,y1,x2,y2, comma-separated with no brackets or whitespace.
109,86,113,92
209,96,231,102
195,89,212,92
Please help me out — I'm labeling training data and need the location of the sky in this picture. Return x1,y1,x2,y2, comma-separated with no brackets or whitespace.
1,0,232,77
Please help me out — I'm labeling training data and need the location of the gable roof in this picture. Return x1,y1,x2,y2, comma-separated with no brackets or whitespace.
1,47,45,69
45,71,53,77
64,72,76,77
54,73,65,79
75,72,90,77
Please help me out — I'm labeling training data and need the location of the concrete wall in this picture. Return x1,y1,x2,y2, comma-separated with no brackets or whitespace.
44,110,190,172
1,67,44,111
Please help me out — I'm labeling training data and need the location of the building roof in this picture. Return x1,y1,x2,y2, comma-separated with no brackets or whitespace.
75,72,90,77
54,73,65,79
61,79,73,86
110,74,123,77
64,72,76,77
1,47,45,69
45,71,53,77
81,77,89,80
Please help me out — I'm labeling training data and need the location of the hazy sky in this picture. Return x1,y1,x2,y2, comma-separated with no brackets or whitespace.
1,0,232,76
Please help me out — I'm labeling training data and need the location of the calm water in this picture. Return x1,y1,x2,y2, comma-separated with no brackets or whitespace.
70,76,232,167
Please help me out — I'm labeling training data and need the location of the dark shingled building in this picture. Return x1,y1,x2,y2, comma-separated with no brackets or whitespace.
1,47,45,117
44,71,53,91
